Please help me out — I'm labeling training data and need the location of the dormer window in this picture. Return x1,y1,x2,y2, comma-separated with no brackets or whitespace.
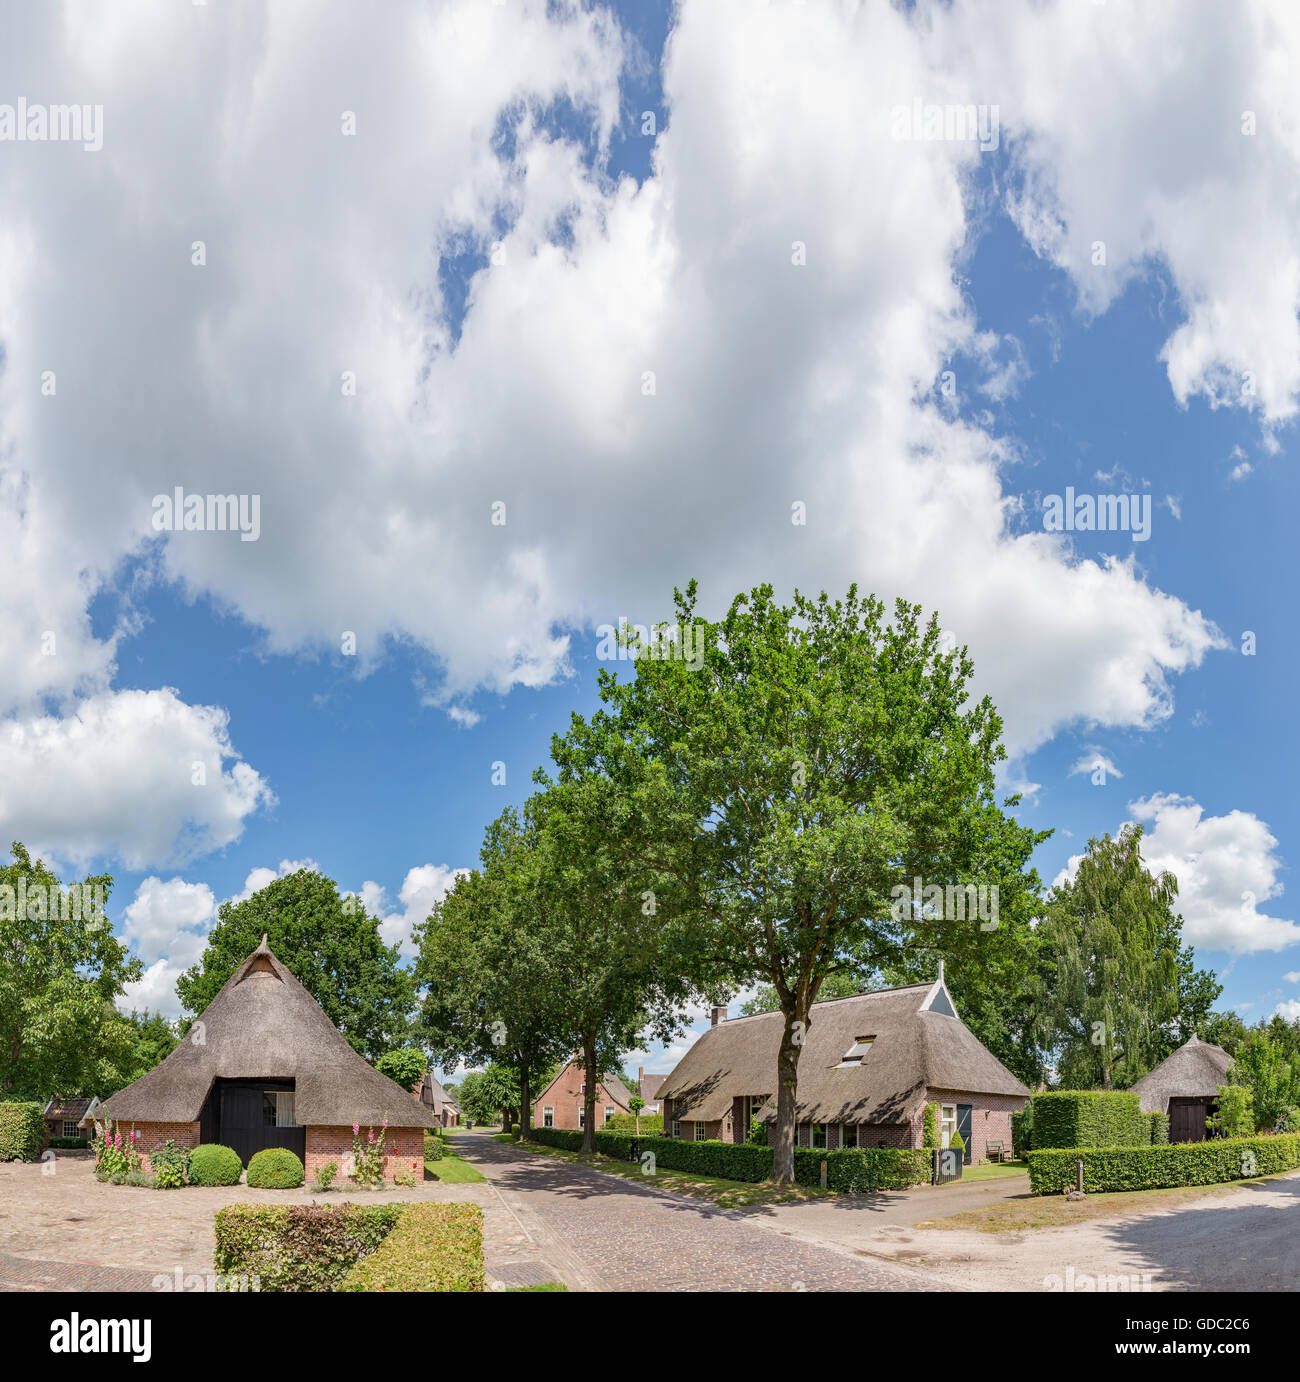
837,1036,875,1068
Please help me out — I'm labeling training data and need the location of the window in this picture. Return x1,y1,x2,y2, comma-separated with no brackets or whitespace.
941,1103,957,1148
604,1106,616,1124
745,1094,770,1126
543,1106,554,1128
579,1082,586,1094
578,1107,585,1129
672,1119,681,1139
812,1124,827,1149
61,1120,81,1138
841,1123,858,1148
694,1121,707,1141
837,1036,876,1068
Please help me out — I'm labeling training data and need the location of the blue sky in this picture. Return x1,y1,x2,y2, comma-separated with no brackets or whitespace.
4,0,1299,1076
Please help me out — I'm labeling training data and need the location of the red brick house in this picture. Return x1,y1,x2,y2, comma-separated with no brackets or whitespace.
637,1068,668,1116
533,1059,632,1132
97,937,434,1182
42,1096,99,1142
656,967,1028,1163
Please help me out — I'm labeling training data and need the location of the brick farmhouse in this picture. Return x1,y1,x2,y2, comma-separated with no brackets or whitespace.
97,937,434,1182
657,968,1028,1162
533,1059,632,1131
414,1070,461,1128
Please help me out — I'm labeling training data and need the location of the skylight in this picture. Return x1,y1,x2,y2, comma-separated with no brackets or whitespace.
837,1036,875,1068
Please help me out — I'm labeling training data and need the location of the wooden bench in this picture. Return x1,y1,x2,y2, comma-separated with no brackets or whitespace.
985,1139,1007,1163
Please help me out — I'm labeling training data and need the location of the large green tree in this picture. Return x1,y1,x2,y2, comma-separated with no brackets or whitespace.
0,843,141,1100
551,584,1047,1181
119,1010,182,1087
177,868,413,1058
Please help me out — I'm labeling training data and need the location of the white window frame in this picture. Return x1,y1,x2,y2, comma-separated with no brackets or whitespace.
578,1106,585,1129
604,1106,616,1124
841,1123,858,1149
694,1121,707,1142
61,1120,81,1138
672,1119,681,1139
941,1103,957,1148
543,1106,554,1128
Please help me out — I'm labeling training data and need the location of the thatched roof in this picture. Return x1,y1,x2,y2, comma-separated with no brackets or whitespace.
638,1072,668,1104
657,979,1029,1125
100,939,434,1128
1128,1036,1234,1114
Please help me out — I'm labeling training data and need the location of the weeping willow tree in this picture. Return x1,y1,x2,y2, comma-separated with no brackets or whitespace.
1033,824,1182,1089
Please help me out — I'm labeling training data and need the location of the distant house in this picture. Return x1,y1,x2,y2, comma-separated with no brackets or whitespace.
656,966,1029,1163
533,1059,632,1132
42,1096,99,1141
1129,1035,1234,1143
413,1071,461,1128
637,1067,669,1115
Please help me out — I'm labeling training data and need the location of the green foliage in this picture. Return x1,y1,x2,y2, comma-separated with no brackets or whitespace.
1209,1084,1253,1139
0,843,140,1102
1228,1029,1299,1131
948,1130,965,1153
47,1135,91,1148
1031,825,1183,1089
351,1124,386,1187
922,1102,939,1149
1274,1106,1300,1133
151,1139,190,1188
213,1202,403,1291
602,1111,663,1134
311,1161,340,1191
246,1147,305,1189
120,1010,181,1087
340,1203,484,1292
0,1102,45,1161
1027,1133,1300,1194
748,1118,767,1145
739,973,865,1017
1011,1104,1033,1156
1148,1112,1170,1145
510,1123,521,1136
177,868,412,1059
424,1132,445,1162
1030,1090,1148,1149
188,1143,243,1187
376,1047,428,1091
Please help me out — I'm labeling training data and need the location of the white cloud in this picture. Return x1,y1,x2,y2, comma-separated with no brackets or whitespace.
0,0,1237,767
1068,749,1123,782
1056,793,1300,954
1283,971,1300,984
0,688,274,870
117,874,219,1018
1273,1000,1300,1022
362,863,469,956
230,858,319,903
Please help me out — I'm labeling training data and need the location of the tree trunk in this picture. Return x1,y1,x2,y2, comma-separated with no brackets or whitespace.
581,1030,598,1153
772,1006,805,1184
519,1066,532,1140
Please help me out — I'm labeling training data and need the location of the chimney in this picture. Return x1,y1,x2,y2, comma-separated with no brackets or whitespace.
711,1006,728,1026
638,1065,644,1080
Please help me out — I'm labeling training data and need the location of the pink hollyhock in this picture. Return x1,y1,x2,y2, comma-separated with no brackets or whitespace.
352,1122,359,1135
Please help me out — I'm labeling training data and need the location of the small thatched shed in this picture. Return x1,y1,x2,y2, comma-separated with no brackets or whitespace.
99,937,433,1180
1129,1035,1234,1142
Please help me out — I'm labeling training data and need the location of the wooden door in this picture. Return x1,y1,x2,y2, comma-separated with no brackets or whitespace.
217,1081,306,1165
1169,1098,1209,1143
957,1104,973,1164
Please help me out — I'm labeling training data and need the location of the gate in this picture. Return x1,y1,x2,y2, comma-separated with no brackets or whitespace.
214,1079,306,1166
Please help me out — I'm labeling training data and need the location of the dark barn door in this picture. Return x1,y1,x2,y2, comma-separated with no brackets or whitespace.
1169,1098,1210,1143
957,1104,973,1164
215,1079,305,1166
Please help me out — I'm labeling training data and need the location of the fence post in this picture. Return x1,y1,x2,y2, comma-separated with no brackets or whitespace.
819,1159,827,1189
1076,1158,1084,1194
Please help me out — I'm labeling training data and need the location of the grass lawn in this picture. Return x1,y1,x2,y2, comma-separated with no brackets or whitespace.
956,1160,1030,1182
508,1136,836,1209
506,1282,568,1291
425,1148,486,1184
919,1170,1294,1232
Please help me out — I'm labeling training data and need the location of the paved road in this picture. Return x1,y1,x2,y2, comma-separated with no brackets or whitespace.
456,1130,943,1292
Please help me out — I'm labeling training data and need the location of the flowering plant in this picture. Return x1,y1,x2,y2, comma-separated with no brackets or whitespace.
351,1119,388,1187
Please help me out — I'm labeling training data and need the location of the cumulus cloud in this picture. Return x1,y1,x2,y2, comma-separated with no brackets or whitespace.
0,688,274,870
230,858,319,903
117,874,218,1017
361,863,469,956
1056,793,1300,954
0,0,1244,767
1068,749,1123,782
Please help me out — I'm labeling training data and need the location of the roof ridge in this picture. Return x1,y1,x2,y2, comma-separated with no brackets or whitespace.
716,982,933,1025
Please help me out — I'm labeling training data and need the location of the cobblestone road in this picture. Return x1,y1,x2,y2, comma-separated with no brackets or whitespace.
458,1130,945,1292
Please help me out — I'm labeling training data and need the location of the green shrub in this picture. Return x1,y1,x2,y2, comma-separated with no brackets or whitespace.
601,1112,665,1135
151,1139,190,1188
1027,1132,1300,1194
340,1203,484,1292
310,1161,340,1192
246,1147,305,1189
1011,1104,1033,1156
922,1102,939,1149
948,1130,965,1154
1148,1112,1170,1145
124,1171,157,1188
1274,1106,1300,1133
1209,1085,1253,1139
214,1202,403,1291
47,1136,91,1149
0,1103,45,1161
424,1132,445,1162
510,1123,520,1136
1030,1090,1147,1149
793,1146,930,1192
188,1144,243,1187
527,1127,584,1151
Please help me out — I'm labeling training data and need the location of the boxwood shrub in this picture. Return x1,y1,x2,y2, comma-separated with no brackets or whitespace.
1026,1132,1300,1195
246,1147,305,1189
1030,1090,1148,1149
214,1202,403,1291
340,1203,484,1292
0,1103,45,1161
189,1143,244,1186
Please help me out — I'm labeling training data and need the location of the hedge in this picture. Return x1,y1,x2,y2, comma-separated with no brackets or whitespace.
339,1203,484,1292
524,1126,929,1190
48,1136,91,1149
1010,1105,1032,1157
214,1202,404,1291
1148,1112,1170,1146
1026,1132,1300,1195
1030,1090,1148,1149
189,1144,244,1187
0,1103,45,1161
601,1113,664,1135
246,1147,305,1189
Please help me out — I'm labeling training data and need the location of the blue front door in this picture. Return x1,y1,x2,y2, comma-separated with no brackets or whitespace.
957,1104,973,1164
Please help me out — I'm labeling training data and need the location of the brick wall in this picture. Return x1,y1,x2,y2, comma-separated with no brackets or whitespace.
304,1125,424,1184
532,1060,629,1131
125,1121,201,1173
925,1088,1026,1163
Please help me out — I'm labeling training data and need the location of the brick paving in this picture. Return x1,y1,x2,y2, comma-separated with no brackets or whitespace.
0,1252,163,1292
457,1130,945,1292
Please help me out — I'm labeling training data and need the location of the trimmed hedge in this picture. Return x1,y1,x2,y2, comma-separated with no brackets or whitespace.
525,1126,929,1190
214,1202,403,1291
1148,1112,1170,1146
1011,1105,1032,1157
189,1143,244,1187
601,1112,664,1135
340,1203,484,1292
246,1147,305,1189
1030,1090,1147,1149
1026,1132,1300,1195
48,1136,91,1149
0,1103,45,1161
424,1132,445,1162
